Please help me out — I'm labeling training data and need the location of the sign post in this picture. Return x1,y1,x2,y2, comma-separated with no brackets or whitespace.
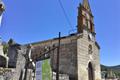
56,32,61,80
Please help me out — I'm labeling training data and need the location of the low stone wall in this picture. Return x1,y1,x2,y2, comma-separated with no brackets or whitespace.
0,68,35,80
52,72,69,80
0,68,16,80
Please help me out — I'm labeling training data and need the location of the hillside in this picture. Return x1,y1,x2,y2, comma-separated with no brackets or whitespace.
101,65,120,71
101,65,120,78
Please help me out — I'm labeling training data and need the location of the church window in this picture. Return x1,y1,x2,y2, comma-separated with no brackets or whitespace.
88,45,92,54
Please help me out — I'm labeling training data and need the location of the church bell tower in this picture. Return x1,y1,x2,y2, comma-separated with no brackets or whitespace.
77,0,101,80
77,0,95,34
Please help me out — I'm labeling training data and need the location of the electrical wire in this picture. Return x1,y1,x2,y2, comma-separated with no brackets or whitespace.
58,0,73,29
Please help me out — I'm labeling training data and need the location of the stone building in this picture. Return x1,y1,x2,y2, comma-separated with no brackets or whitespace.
30,0,101,80
0,0,101,80
0,39,35,80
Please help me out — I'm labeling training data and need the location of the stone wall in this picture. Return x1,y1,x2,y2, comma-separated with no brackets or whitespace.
77,30,101,80
5,44,34,80
8,45,18,68
31,35,78,79
0,68,16,80
52,72,69,80
31,33,101,80
51,40,77,78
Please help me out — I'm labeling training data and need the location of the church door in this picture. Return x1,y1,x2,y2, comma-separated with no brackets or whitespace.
88,62,94,80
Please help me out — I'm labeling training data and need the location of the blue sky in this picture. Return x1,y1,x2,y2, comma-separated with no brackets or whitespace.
0,0,120,66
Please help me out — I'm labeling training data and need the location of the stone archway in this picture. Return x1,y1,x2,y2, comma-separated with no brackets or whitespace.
88,62,94,80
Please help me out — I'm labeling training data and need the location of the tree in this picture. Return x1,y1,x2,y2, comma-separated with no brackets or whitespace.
3,44,8,55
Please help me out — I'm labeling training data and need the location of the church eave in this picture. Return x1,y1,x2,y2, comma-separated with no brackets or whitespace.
27,33,78,46
95,42,100,49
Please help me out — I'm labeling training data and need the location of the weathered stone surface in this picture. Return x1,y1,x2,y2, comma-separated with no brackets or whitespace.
31,35,78,79
77,30,101,80
51,41,77,77
52,72,69,80
3,44,35,80
8,45,18,68
31,32,101,80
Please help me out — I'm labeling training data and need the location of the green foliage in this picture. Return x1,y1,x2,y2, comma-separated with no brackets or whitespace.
3,44,8,55
101,65,120,78
101,65,108,71
3,38,14,55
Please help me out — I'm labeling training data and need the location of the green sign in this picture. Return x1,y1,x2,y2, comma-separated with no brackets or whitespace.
36,59,52,80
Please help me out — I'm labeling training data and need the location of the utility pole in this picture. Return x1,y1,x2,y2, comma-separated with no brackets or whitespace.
56,32,61,80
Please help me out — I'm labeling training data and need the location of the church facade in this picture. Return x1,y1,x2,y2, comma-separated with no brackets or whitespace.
31,0,101,80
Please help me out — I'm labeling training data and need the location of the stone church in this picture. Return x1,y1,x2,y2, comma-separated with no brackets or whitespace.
30,0,101,80
0,0,101,80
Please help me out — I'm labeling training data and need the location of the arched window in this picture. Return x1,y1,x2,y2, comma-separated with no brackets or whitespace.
88,45,92,54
